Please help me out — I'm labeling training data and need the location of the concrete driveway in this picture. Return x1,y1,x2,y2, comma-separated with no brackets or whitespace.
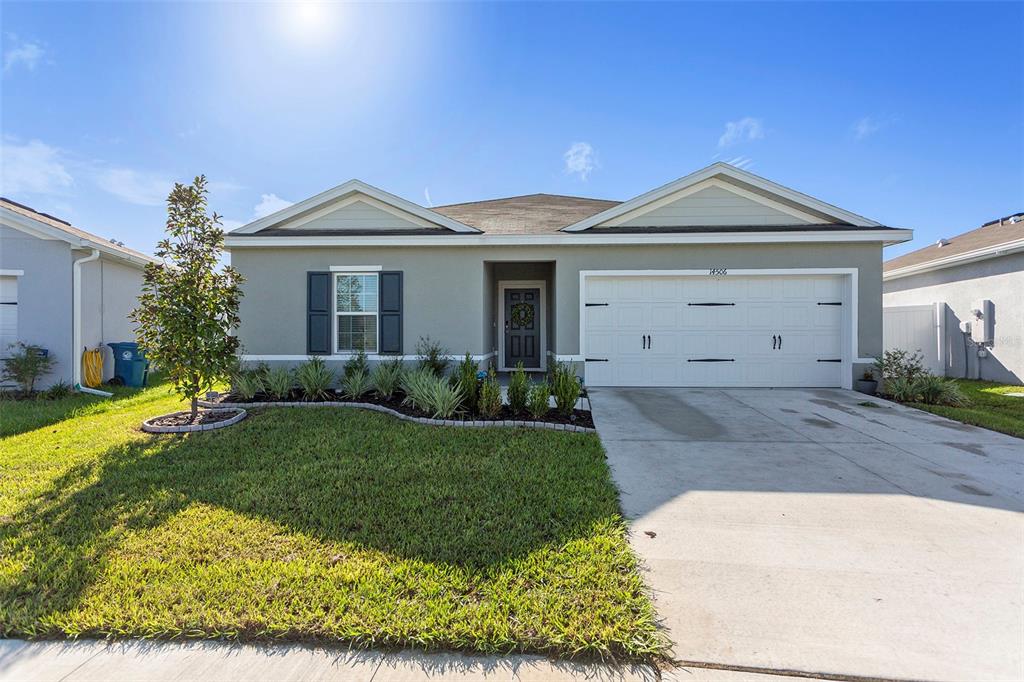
589,387,1024,682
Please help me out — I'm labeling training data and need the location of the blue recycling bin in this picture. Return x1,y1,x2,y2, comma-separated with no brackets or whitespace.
107,342,149,387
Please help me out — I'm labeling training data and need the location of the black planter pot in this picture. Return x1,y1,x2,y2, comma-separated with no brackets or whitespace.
855,379,878,395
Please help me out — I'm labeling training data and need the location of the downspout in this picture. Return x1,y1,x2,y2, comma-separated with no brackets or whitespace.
72,248,113,397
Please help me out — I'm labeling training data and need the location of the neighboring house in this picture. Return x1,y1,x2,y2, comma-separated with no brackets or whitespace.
883,213,1024,384
0,198,158,389
225,163,911,389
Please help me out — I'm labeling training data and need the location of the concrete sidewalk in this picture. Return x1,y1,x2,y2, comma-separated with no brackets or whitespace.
0,639,806,682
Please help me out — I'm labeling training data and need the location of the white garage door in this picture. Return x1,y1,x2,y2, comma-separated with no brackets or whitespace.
0,276,17,358
584,274,846,387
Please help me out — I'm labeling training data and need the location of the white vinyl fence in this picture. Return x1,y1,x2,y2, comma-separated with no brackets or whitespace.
882,303,946,375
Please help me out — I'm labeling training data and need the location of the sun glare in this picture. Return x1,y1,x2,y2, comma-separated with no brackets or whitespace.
280,1,336,44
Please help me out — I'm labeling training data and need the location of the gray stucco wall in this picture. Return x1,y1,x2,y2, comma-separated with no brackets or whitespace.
883,253,1023,384
0,225,74,387
80,256,146,381
231,242,884,384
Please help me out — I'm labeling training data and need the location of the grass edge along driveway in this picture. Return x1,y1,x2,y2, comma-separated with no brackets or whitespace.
0,382,666,661
907,379,1024,439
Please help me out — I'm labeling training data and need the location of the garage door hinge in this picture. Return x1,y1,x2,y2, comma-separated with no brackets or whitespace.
585,303,609,307
688,358,735,362
817,359,842,363
817,301,842,306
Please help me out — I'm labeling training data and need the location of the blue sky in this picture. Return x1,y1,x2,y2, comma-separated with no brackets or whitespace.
2,1,1021,258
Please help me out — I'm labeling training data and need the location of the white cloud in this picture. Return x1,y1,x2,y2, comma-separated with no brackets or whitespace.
724,156,754,170
0,138,74,195
252,193,292,219
718,117,764,148
3,34,45,73
852,116,884,141
563,142,597,180
95,168,173,206
423,187,433,207
222,193,294,231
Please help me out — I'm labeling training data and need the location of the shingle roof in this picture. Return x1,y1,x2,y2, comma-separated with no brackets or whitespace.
884,213,1024,272
1,198,158,265
430,193,621,234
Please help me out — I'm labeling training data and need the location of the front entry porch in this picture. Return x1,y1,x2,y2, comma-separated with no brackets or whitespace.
484,261,554,372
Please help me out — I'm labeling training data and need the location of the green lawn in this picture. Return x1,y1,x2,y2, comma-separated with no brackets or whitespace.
909,379,1024,439
0,380,663,660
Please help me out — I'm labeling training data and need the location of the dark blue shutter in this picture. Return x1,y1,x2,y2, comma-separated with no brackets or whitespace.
307,272,331,355
379,271,403,354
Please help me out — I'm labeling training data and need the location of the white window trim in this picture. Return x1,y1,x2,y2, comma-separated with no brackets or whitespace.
329,265,382,272
497,280,547,372
0,269,24,276
578,268,861,390
333,271,380,355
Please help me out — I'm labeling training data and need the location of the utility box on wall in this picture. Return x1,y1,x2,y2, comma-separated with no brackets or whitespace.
970,299,994,345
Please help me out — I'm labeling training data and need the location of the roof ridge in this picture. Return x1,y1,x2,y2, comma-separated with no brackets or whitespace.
432,192,620,208
0,196,72,225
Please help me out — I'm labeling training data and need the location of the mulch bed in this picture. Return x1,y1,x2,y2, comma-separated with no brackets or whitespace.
148,409,244,428
207,390,595,430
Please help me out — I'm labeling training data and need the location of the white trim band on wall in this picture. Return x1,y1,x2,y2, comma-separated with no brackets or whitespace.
330,265,383,272
241,352,497,362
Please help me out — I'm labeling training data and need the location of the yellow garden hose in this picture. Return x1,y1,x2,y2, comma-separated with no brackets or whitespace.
82,348,103,388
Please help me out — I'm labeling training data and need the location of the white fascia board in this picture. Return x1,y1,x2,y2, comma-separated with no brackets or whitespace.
562,162,883,232
226,229,913,249
883,238,1024,281
230,179,481,235
1,207,156,269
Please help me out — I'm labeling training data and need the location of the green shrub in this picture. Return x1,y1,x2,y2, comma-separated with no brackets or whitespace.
371,358,405,399
550,361,581,417
876,349,927,387
527,380,550,419
425,377,463,419
263,366,293,400
1,343,55,394
43,380,74,400
507,362,529,414
455,353,479,412
416,336,451,377
343,350,369,379
231,369,263,401
341,368,371,400
477,367,502,418
296,356,335,401
402,367,438,412
885,375,920,403
915,375,970,407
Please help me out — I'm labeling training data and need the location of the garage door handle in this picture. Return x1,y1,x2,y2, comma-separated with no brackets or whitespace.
772,334,777,350
646,334,651,349
778,335,782,350
641,335,646,349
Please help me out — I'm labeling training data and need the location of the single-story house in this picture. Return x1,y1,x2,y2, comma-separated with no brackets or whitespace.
883,213,1023,384
0,198,158,389
225,163,911,389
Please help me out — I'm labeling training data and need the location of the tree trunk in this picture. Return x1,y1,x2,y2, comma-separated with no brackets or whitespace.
191,396,199,419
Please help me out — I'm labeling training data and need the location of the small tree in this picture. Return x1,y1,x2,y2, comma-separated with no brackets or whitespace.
131,175,243,418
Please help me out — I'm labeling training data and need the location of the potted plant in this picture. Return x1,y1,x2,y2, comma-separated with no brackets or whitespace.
855,368,878,395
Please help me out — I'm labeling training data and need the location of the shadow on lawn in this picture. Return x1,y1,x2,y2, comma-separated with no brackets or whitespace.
0,407,615,633
0,382,160,439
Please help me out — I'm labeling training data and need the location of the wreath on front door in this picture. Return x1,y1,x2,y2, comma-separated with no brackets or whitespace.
511,302,534,328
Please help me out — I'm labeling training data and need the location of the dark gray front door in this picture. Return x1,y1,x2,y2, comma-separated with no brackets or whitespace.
504,288,540,368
